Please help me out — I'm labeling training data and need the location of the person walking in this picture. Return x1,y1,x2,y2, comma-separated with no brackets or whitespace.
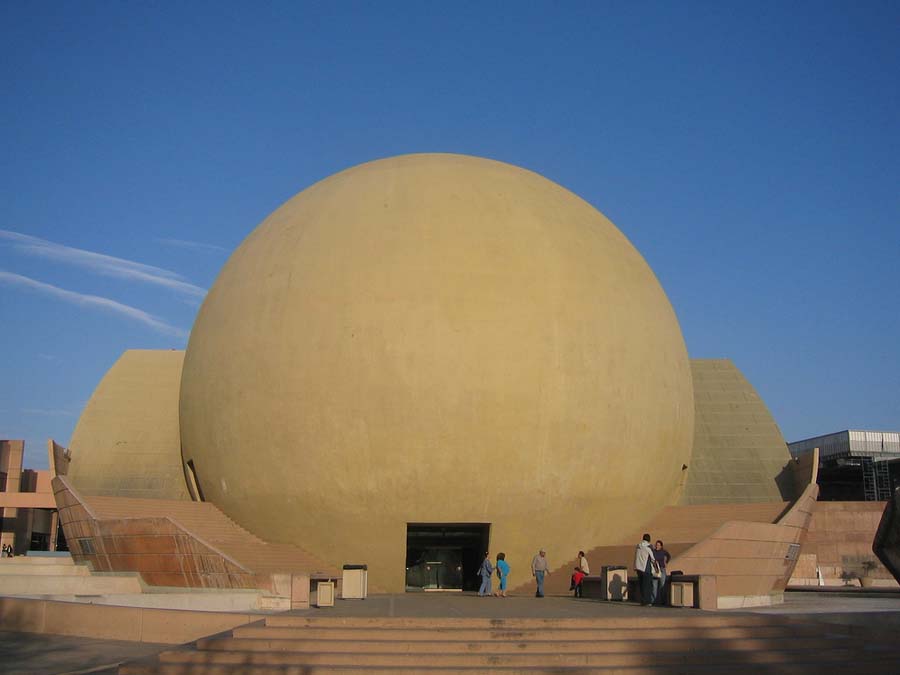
494,552,510,597
531,548,551,597
477,551,494,597
653,540,671,606
634,533,655,606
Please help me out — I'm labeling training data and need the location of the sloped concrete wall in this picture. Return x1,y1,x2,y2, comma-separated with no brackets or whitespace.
670,470,818,609
682,359,794,505
67,351,189,500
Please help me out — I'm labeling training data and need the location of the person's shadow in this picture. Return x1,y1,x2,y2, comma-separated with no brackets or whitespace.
609,574,628,601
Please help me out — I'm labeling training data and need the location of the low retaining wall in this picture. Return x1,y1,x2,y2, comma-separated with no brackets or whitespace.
0,597,258,644
790,500,898,588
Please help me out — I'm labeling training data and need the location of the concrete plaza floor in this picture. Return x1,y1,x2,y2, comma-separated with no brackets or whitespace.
0,630,167,675
3,590,900,674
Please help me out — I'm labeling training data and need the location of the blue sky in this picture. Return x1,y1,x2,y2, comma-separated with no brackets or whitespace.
2,2,898,469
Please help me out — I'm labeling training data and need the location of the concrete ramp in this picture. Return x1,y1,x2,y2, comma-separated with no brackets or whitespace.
531,501,788,596
53,476,339,607
522,452,819,608
84,493,336,577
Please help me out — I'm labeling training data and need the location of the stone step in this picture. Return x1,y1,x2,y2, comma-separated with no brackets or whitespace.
231,624,842,643
0,555,74,565
0,562,91,576
263,614,792,629
28,590,266,611
197,634,854,654
0,573,142,595
149,645,885,668
119,662,900,675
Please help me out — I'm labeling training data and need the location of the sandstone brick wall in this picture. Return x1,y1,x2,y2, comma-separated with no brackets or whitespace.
789,501,896,586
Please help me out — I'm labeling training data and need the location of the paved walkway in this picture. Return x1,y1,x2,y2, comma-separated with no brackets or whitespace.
0,631,166,675
3,590,900,674
745,590,900,632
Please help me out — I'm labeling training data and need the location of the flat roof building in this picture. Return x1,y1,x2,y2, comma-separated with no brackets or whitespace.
789,430,900,501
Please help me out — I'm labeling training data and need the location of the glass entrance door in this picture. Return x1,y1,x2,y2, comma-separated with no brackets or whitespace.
405,523,490,591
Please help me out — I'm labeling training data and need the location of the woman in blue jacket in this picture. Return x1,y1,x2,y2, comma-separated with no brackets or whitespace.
494,552,510,597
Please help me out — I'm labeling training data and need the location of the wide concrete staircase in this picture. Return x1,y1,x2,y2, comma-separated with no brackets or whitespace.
119,614,900,674
532,501,789,596
0,554,142,595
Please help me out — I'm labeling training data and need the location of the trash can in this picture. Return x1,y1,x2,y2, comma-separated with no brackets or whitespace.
342,564,368,599
316,581,335,607
669,576,695,607
600,565,628,601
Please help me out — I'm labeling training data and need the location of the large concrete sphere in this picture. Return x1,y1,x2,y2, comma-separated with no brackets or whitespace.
179,154,694,591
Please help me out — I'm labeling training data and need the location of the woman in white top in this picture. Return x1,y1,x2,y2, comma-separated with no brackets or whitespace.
578,551,590,576
570,550,591,591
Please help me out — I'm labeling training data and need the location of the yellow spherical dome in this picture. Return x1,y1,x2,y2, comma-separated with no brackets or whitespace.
179,154,693,591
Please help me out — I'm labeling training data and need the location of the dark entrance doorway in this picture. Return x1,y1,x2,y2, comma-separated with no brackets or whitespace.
405,523,490,592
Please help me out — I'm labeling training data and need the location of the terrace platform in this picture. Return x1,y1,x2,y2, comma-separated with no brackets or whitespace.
4,591,899,674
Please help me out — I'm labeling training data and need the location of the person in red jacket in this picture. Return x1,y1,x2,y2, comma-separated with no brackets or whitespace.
571,566,586,597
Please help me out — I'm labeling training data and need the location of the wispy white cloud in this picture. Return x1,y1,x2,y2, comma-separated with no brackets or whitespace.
0,230,206,298
156,237,228,253
0,270,189,339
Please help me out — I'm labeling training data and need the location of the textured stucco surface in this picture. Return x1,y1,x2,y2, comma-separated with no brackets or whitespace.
682,359,793,505
68,350,189,500
792,501,896,585
179,154,694,592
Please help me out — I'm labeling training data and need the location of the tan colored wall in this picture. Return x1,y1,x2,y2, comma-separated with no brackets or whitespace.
790,501,897,587
68,350,189,500
0,439,23,476
33,469,52,493
0,596,257,644
180,154,695,593
682,359,794,505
